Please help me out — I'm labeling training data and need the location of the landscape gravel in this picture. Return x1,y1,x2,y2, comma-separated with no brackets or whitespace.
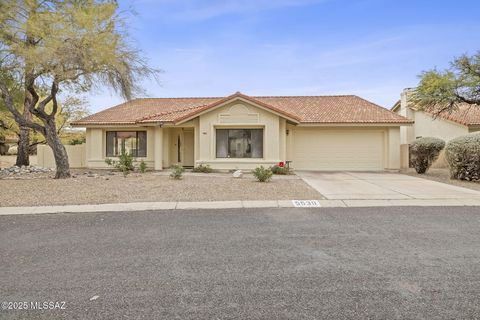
0,171,322,207
402,168,480,191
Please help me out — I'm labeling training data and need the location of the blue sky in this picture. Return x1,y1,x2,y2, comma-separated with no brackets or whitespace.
87,0,480,112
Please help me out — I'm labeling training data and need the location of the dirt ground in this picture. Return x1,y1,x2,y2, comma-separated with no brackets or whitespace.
0,170,322,207
402,168,480,191
0,155,37,168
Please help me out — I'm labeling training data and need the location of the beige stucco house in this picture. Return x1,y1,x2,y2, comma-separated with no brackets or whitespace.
392,88,480,144
71,92,412,171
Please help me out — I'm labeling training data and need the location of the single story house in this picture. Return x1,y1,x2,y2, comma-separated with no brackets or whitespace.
71,92,412,171
392,88,480,144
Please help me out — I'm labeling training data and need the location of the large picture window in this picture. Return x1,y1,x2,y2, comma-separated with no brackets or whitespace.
216,129,263,158
106,131,147,157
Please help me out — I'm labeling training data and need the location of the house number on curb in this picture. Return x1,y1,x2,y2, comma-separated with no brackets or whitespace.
292,200,321,208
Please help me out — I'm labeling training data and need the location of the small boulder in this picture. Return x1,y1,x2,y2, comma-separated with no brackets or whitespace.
232,170,243,178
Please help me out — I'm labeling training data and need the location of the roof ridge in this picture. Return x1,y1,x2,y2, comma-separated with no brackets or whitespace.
137,104,209,122
253,94,356,98
351,95,397,113
131,94,358,100
132,96,223,100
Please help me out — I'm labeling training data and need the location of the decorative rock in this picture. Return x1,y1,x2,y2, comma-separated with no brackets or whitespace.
232,170,243,178
0,165,54,177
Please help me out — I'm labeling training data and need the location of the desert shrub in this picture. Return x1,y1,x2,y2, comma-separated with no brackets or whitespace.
105,148,134,177
138,159,147,173
445,133,480,181
410,137,445,174
69,137,86,145
192,164,212,173
270,164,288,175
253,166,273,182
170,164,185,180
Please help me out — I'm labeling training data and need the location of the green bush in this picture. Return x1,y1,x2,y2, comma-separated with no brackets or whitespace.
253,166,273,182
270,164,288,175
170,164,185,180
138,159,147,173
192,164,212,173
445,133,480,181
69,137,86,145
105,148,134,177
410,137,445,174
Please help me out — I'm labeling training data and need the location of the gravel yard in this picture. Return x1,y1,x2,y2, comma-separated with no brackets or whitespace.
0,155,37,168
402,168,480,191
0,170,322,207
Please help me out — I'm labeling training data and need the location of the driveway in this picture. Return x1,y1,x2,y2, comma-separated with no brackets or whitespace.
297,171,480,200
1,207,480,319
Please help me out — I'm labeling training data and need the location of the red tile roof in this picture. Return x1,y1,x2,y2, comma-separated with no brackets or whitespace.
420,104,480,127
72,92,412,126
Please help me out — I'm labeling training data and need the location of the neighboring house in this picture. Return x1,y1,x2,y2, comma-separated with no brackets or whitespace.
392,88,480,144
71,92,412,171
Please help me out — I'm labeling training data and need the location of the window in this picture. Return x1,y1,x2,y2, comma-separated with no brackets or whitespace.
106,131,147,157
216,129,263,158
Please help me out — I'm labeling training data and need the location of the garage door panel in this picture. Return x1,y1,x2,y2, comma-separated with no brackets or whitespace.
292,129,384,171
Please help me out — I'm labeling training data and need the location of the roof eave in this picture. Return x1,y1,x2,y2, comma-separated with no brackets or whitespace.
70,122,157,127
390,100,401,112
297,121,413,126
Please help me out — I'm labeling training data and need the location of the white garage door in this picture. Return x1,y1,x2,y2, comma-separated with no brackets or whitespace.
292,129,384,171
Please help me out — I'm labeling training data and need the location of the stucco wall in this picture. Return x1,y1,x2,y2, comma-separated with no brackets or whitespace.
196,101,284,169
37,144,86,169
395,90,469,144
412,111,468,142
414,113,470,169
395,90,475,169
85,127,156,169
397,91,416,144
286,126,401,170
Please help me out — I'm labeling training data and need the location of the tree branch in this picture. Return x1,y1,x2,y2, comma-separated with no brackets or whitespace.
49,81,59,116
455,94,480,105
0,77,45,134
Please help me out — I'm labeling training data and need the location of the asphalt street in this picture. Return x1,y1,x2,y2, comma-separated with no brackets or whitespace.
1,206,480,319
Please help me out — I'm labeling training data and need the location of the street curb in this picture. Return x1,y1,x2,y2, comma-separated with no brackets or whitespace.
1,198,480,215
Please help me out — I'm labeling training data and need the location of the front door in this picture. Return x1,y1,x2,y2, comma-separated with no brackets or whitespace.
183,130,194,167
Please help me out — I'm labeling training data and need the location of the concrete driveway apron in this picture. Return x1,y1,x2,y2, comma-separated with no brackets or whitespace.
297,171,480,200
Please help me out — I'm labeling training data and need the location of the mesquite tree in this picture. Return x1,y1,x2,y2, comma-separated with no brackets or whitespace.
413,51,480,113
0,74,31,165
0,0,158,178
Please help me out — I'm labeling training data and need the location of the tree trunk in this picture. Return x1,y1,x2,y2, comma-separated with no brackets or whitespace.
16,127,30,166
45,120,70,179
15,96,34,167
